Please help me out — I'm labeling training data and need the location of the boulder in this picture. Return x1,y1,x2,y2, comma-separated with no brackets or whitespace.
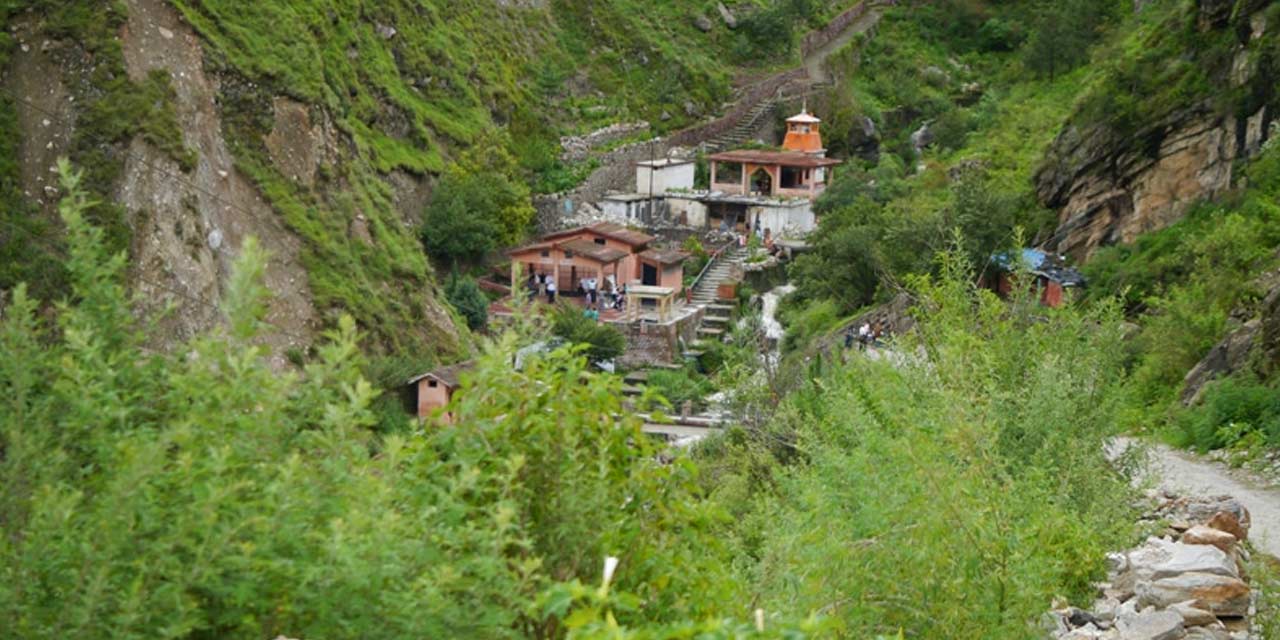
847,115,881,163
1149,542,1238,580
1118,609,1185,640
1136,572,1250,617
910,122,934,156
1169,600,1218,627
716,2,737,29
1181,627,1230,640
1206,511,1248,542
1180,525,1237,553
693,14,713,32
1181,321,1261,404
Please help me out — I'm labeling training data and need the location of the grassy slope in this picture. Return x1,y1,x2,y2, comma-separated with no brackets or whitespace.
3,0,864,362
782,2,1089,349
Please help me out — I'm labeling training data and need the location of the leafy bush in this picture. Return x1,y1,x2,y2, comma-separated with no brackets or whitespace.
0,166,738,637
446,274,489,332
711,247,1137,637
779,296,841,353
647,367,713,410
549,302,625,363
1173,376,1280,452
420,135,535,268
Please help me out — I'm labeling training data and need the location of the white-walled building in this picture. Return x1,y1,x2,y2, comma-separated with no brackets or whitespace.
634,158,695,196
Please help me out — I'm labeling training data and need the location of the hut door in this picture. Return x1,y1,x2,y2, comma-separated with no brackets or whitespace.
642,263,658,286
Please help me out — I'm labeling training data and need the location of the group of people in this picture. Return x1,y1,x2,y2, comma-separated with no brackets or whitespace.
523,272,627,316
526,272,559,303
844,321,885,351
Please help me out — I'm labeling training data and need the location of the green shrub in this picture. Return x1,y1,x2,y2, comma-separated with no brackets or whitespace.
698,246,1138,637
1173,376,1280,452
0,167,739,637
445,274,489,332
647,367,713,410
549,302,625,363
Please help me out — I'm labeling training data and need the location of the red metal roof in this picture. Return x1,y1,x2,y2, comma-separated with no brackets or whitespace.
706,149,842,168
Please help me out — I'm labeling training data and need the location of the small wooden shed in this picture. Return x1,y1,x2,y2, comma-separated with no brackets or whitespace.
406,361,475,424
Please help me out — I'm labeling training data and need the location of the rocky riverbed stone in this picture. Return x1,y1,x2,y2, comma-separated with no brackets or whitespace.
1046,492,1258,640
1137,572,1250,617
1181,526,1237,553
1149,543,1238,580
1117,609,1185,640
1170,601,1218,627
1206,511,1248,542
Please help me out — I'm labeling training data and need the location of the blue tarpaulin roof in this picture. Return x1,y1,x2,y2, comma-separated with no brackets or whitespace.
991,248,1085,287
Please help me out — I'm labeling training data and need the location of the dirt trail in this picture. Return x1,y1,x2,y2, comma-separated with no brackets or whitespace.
802,9,882,84
1119,438,1280,558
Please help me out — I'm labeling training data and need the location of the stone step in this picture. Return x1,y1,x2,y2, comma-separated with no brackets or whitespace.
707,303,736,312
702,315,729,324
697,327,725,337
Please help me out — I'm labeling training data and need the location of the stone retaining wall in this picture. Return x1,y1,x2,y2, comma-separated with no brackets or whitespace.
614,308,704,368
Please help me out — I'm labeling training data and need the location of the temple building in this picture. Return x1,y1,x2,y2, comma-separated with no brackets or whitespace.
706,110,841,199
665,107,842,237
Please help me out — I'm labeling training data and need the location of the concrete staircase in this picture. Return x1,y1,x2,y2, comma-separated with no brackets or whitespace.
704,99,779,153
689,246,748,344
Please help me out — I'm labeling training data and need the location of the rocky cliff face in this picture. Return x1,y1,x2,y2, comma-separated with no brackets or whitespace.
1037,1,1277,260
3,0,463,364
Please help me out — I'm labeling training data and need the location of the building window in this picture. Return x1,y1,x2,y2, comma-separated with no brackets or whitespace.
540,250,550,258
427,380,438,388
564,250,575,259
594,238,607,246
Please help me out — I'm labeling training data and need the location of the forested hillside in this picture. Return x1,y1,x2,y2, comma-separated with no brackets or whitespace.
5,0,1280,638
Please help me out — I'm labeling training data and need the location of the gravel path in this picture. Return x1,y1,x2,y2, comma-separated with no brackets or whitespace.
1120,438,1280,557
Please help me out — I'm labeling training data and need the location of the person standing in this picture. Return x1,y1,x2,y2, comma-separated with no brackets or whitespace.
546,278,557,304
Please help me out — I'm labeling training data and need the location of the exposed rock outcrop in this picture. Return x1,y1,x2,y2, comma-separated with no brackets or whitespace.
1037,2,1277,260
1181,268,1280,404
117,0,317,367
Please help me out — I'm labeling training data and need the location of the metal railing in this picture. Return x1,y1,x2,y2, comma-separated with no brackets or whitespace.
687,239,739,300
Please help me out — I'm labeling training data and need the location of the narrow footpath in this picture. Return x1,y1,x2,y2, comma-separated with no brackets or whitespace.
802,8,882,84
1120,438,1280,558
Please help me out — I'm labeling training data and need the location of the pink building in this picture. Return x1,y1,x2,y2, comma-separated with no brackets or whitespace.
406,361,474,424
508,222,686,294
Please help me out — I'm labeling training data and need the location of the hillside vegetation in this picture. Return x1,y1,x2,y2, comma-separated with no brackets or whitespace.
1,0,863,362
6,0,1280,637
0,167,1137,638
